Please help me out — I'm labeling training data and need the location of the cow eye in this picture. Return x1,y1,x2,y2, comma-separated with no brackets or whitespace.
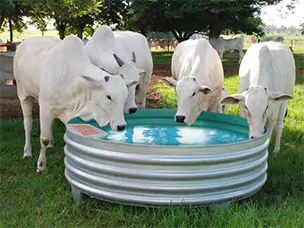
106,95,112,101
192,92,196,96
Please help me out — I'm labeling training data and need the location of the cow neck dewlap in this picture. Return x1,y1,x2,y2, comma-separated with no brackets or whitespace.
72,88,109,126
72,88,94,121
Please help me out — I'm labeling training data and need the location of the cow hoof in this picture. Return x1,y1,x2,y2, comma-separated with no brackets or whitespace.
37,161,46,172
23,150,32,159
36,167,46,173
36,168,43,173
47,143,53,149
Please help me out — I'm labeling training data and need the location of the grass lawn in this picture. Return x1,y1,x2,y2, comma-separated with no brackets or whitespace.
1,51,304,227
0,30,59,42
152,52,304,75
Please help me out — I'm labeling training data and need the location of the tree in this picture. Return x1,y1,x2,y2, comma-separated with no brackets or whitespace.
0,0,33,41
127,0,285,42
37,0,100,40
29,2,51,36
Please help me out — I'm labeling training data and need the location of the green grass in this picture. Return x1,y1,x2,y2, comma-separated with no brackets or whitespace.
152,52,304,72
152,53,173,65
1,52,304,227
0,30,59,42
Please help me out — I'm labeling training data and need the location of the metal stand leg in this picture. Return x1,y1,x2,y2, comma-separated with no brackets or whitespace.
209,201,230,212
71,185,82,203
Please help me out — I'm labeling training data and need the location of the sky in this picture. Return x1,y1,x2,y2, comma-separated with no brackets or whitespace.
260,0,304,28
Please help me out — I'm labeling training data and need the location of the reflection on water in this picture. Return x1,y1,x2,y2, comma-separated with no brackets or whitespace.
103,125,247,146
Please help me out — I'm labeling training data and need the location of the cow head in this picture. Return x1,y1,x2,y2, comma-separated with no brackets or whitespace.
220,86,293,139
112,52,145,114
79,67,131,132
85,25,145,114
164,76,213,125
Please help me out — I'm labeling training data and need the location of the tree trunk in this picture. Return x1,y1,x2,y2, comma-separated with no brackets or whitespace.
171,30,194,43
0,16,4,30
9,18,13,42
42,30,44,36
76,24,84,40
171,31,183,43
209,22,221,39
140,27,147,37
57,24,66,40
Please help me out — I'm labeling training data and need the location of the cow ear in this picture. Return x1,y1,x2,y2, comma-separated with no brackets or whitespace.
163,77,177,87
80,75,102,86
139,71,146,77
220,94,244,105
128,80,139,87
269,92,293,101
137,68,146,77
199,86,213,95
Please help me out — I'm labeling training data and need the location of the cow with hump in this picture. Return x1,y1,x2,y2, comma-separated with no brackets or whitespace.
85,25,152,114
165,39,224,125
209,37,244,63
14,35,130,172
220,41,295,152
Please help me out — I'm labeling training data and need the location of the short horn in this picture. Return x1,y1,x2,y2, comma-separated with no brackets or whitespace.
132,52,136,63
113,53,124,67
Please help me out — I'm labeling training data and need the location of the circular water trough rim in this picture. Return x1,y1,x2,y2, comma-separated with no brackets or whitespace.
67,109,268,149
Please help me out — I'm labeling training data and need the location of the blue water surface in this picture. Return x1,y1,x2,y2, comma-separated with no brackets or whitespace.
101,125,247,146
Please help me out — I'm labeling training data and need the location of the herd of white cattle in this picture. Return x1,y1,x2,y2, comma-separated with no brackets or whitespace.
13,26,295,172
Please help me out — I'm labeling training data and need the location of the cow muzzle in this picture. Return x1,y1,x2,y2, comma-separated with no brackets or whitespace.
117,124,126,131
175,115,185,123
129,107,137,114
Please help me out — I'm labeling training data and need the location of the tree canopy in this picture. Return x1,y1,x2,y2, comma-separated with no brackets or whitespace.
127,0,283,42
0,0,297,42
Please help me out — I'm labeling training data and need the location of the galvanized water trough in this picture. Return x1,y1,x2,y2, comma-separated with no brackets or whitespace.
64,109,269,208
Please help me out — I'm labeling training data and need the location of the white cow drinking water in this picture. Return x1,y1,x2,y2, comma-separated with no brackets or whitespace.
14,35,130,172
209,37,244,63
165,39,224,125
85,26,151,113
220,41,295,152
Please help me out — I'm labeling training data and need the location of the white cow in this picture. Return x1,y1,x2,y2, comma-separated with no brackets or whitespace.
164,39,224,125
209,37,244,63
85,26,149,114
14,35,130,172
220,41,295,152
113,30,153,109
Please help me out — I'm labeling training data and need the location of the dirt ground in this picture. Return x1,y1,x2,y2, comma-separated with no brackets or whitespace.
0,65,239,120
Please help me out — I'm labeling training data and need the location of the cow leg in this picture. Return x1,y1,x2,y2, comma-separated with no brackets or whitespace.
273,102,288,153
238,78,249,118
222,105,226,114
266,117,276,145
20,96,34,158
37,105,54,172
238,49,244,64
136,83,149,109
219,50,224,60
47,123,54,149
